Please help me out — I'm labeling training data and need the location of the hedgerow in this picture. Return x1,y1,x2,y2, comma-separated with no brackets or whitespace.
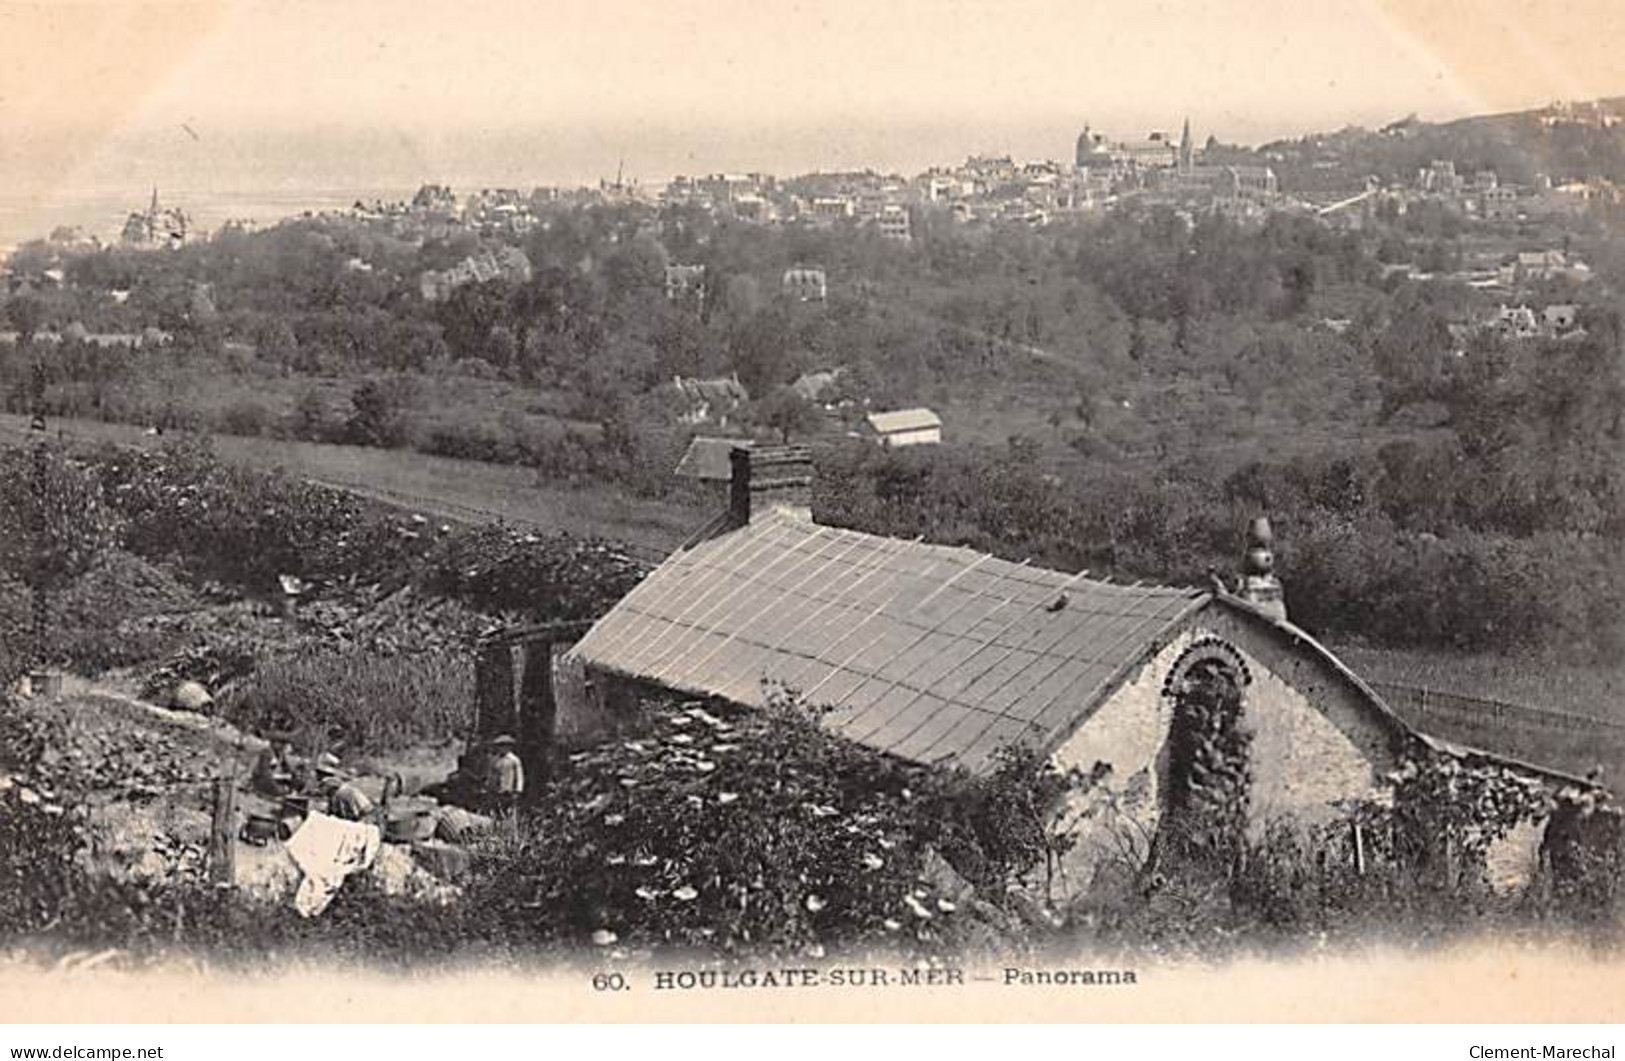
88,438,647,621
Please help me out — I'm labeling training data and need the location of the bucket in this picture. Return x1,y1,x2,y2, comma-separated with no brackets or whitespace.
240,814,280,847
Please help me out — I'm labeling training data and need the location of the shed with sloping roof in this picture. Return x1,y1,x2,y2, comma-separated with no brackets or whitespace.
563,446,1598,901
863,407,941,447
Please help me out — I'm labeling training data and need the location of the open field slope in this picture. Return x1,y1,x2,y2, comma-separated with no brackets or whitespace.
0,413,705,562
1331,642,1625,783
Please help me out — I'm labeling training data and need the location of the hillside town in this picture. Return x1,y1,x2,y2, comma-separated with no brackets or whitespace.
3,92,1625,978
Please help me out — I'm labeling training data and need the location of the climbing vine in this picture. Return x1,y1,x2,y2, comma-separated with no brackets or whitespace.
1161,654,1252,872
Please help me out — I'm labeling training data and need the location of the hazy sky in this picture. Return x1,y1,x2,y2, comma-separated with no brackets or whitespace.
2,0,1624,196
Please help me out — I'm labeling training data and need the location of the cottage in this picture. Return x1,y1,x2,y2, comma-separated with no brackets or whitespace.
864,407,941,447
1491,303,1541,339
562,447,1600,902
782,267,828,302
1543,303,1580,333
874,205,912,242
420,246,533,301
669,374,750,427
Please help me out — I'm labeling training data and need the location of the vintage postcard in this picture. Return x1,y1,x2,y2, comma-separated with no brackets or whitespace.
1,0,1624,1026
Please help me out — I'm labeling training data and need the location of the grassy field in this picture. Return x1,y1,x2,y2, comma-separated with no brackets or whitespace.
0,413,711,558
1328,642,1625,722
1328,641,1625,781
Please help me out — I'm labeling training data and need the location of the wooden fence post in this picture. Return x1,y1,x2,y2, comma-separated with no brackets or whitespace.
209,777,237,887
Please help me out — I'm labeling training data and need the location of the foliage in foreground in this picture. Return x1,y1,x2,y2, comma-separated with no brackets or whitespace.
460,693,1075,959
1105,751,1624,955
220,648,473,757
0,687,1078,965
3,685,1622,968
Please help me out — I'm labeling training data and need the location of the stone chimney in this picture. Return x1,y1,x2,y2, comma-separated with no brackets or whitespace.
1238,515,1287,621
730,444,814,525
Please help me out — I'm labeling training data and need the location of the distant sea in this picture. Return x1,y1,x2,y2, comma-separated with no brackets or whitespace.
0,186,416,259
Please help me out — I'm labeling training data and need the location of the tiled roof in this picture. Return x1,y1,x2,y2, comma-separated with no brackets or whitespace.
674,376,749,404
568,513,1207,775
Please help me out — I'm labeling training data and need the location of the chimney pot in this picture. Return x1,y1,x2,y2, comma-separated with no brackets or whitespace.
1239,514,1287,621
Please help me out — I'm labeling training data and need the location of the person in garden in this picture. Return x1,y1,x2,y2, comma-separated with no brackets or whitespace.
251,732,299,798
318,764,377,822
486,734,525,811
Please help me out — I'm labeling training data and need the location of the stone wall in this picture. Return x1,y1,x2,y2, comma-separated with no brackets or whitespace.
1188,618,1395,833
1049,633,1194,900
1044,606,1409,902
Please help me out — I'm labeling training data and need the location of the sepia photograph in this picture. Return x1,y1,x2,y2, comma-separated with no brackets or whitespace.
1,0,1624,1031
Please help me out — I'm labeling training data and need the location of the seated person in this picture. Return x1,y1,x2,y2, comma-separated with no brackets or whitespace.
320,770,376,822
250,734,299,798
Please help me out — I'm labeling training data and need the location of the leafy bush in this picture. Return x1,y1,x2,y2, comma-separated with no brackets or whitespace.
0,696,101,940
94,439,414,595
415,524,645,620
216,398,273,438
223,648,472,756
0,446,125,603
345,378,412,448
1225,753,1615,940
460,692,1072,959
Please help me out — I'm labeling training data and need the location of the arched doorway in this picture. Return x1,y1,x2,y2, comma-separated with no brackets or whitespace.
1157,640,1253,874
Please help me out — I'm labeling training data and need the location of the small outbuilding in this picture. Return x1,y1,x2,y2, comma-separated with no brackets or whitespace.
864,407,941,448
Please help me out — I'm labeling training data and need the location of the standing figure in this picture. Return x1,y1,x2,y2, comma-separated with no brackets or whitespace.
486,734,525,812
